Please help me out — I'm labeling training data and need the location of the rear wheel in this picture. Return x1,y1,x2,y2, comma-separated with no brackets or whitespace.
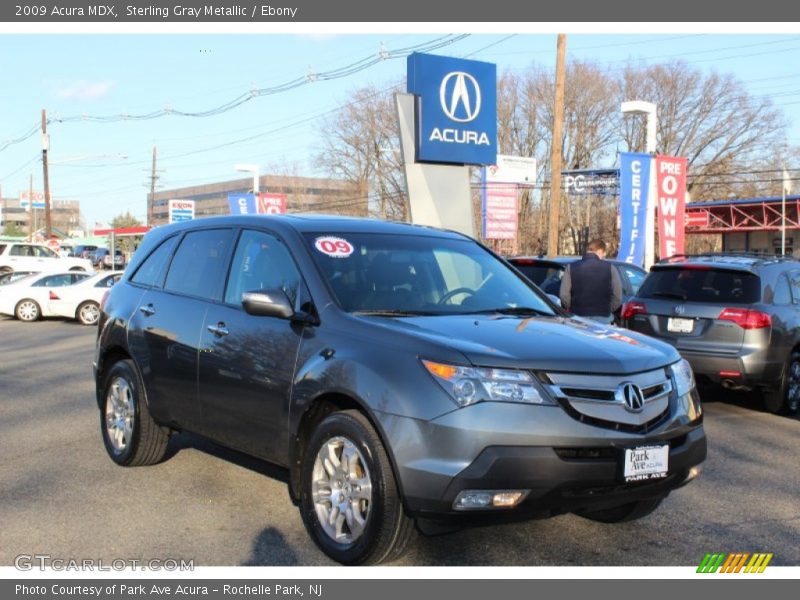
15,299,40,322
77,301,100,325
762,351,800,414
299,410,415,565
101,359,170,466
575,496,665,523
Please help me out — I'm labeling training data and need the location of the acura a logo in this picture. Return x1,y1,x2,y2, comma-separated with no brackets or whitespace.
674,305,686,315
439,71,482,123
617,382,645,413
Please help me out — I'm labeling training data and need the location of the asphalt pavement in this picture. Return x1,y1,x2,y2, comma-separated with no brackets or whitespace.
1,318,798,566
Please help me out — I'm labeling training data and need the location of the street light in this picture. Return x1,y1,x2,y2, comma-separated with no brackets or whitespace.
621,101,658,270
235,163,260,194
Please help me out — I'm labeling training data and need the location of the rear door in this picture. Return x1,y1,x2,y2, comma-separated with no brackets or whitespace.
627,265,762,354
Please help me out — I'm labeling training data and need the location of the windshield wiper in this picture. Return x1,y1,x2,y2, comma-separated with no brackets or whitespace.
650,291,687,300
472,306,554,317
352,309,438,317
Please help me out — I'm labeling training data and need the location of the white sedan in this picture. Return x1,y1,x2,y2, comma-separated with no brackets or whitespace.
47,271,123,325
0,271,94,323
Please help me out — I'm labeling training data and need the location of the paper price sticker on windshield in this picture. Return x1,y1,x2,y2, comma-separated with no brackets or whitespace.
314,236,354,258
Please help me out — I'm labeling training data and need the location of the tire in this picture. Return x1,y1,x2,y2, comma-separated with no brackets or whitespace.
76,301,100,326
299,410,415,565
0,266,12,275
15,298,41,322
100,359,170,467
762,351,800,414
575,496,664,523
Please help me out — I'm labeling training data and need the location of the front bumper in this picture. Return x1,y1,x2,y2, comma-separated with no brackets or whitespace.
376,399,706,518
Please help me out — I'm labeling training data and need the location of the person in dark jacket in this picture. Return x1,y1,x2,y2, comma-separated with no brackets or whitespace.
559,239,623,324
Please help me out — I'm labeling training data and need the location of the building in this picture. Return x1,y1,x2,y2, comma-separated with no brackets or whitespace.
686,195,800,256
148,174,366,227
0,196,82,237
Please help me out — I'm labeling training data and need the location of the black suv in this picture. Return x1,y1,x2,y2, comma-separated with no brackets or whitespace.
94,216,705,564
623,253,800,413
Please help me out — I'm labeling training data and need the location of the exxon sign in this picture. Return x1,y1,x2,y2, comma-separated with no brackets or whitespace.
407,52,497,166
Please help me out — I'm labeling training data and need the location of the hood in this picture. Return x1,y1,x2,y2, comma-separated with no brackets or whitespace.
359,314,680,374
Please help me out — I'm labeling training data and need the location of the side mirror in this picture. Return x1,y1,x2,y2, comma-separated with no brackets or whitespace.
546,294,562,307
242,289,294,319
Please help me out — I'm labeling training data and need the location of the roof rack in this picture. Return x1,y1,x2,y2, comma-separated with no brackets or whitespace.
657,252,797,265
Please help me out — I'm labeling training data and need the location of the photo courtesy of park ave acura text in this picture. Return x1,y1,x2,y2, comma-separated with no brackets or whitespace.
0,23,798,571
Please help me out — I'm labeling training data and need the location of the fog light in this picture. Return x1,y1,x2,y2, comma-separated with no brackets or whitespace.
453,490,529,510
685,465,703,483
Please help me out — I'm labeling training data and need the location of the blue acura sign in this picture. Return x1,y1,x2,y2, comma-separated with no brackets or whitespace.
407,52,497,165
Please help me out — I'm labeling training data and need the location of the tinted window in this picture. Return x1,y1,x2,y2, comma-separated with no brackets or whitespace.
96,274,122,288
638,267,761,304
164,229,234,300
511,263,564,287
34,274,73,287
622,266,646,295
773,275,792,305
35,246,57,258
306,233,555,315
131,236,179,287
225,230,301,306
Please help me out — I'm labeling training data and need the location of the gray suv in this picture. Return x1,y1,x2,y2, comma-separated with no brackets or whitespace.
623,253,800,414
94,215,706,564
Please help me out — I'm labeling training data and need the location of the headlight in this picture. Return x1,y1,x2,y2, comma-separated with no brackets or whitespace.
422,360,554,408
672,358,695,397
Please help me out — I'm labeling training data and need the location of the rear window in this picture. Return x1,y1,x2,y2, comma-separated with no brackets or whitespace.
638,267,761,304
512,263,565,287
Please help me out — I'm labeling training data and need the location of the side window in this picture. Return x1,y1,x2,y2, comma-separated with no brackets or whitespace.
96,274,121,288
70,273,90,284
773,274,792,305
131,236,179,288
10,245,31,257
165,229,235,301
35,246,57,258
622,266,646,295
225,230,301,306
34,274,72,287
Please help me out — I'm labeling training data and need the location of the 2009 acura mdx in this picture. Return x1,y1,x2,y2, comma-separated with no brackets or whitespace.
93,215,706,564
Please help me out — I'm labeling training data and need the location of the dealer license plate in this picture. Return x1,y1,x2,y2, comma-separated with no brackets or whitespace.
623,444,669,482
667,317,694,333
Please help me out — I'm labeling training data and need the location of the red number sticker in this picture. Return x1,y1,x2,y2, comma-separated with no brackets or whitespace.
314,236,354,258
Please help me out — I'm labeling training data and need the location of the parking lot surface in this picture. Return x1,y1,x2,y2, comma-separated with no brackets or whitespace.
1,318,798,566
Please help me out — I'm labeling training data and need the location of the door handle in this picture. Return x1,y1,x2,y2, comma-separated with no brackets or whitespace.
207,322,229,337
139,304,156,316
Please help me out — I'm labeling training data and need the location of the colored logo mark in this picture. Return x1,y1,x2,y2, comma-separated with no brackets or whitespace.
697,552,773,573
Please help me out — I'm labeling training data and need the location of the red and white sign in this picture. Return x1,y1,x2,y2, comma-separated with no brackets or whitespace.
685,210,710,228
257,193,287,215
169,199,195,223
483,184,518,240
655,156,687,259
314,236,354,258
46,238,61,252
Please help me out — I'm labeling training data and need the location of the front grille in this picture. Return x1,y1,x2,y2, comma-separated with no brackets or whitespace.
545,368,673,432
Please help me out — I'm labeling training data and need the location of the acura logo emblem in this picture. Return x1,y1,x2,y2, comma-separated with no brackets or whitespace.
439,71,482,123
617,382,645,413
674,305,686,315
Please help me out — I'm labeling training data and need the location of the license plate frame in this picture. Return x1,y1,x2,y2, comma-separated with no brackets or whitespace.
622,444,669,482
667,317,694,333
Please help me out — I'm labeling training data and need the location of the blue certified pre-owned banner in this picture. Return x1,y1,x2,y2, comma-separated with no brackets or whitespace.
618,152,652,266
407,52,497,165
228,193,257,215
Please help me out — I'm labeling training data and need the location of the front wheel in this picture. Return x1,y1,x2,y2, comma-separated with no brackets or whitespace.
299,410,415,565
101,359,170,466
77,301,100,325
762,351,800,414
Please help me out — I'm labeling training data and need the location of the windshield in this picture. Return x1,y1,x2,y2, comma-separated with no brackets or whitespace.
306,233,556,316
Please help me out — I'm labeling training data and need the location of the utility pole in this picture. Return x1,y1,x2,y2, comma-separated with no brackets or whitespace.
148,146,158,227
28,174,34,241
547,34,567,258
41,109,52,238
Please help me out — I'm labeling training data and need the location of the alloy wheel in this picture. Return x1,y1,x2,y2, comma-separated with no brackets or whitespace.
105,376,134,454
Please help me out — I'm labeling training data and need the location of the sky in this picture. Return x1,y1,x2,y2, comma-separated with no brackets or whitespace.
2,32,800,228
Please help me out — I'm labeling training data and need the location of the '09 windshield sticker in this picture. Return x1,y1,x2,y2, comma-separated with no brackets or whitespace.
314,236,354,258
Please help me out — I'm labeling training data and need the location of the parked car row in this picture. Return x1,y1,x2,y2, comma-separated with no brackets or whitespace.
0,270,122,325
0,242,93,274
